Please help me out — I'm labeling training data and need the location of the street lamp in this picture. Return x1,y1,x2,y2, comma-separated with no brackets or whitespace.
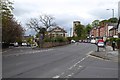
106,9,114,18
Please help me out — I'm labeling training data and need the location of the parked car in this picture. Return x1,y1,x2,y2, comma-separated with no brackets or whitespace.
97,42,105,47
90,39,96,44
22,43,27,46
71,40,76,43
14,42,19,47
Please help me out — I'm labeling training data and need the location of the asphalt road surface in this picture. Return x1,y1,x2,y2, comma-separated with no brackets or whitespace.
2,43,118,78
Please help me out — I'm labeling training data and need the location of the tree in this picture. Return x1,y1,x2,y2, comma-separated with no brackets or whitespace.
108,18,118,23
99,17,118,26
2,0,24,46
85,24,92,36
92,20,100,27
26,14,56,38
26,14,56,47
74,24,85,39
39,14,56,29
1,0,14,20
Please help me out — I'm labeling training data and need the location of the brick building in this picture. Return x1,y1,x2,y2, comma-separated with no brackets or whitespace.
90,23,118,39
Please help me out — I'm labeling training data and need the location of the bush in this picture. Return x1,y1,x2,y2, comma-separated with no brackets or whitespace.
116,38,120,49
107,38,120,49
44,36,68,42
54,36,67,42
106,38,110,42
44,37,52,42
67,37,73,41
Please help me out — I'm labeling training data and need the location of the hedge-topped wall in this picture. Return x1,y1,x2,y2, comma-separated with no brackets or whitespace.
42,42,70,48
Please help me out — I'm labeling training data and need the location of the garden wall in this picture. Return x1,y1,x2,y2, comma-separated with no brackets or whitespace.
42,42,70,48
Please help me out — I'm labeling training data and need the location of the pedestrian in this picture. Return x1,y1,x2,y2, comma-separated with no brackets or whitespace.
112,41,116,51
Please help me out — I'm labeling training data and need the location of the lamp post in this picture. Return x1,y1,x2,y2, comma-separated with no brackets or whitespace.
106,9,114,18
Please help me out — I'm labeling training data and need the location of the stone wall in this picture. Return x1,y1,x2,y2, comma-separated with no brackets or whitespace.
42,42,70,48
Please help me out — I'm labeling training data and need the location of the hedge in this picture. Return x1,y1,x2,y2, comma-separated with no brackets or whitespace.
43,36,68,42
106,38,120,49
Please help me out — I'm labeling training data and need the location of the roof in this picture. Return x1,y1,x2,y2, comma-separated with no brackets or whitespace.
107,23,118,28
48,26,67,33
109,27,117,31
73,21,80,23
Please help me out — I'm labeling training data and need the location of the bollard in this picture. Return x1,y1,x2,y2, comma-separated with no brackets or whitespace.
97,45,99,52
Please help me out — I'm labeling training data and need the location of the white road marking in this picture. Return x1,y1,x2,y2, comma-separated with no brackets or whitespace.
68,51,93,71
65,73,74,78
54,51,94,78
69,66,73,70
78,65,82,69
52,75,60,78
69,55,89,70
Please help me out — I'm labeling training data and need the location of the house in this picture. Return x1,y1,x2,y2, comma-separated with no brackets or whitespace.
109,23,118,37
90,23,118,39
48,26,67,38
90,26,105,39
90,27,97,38
99,26,105,37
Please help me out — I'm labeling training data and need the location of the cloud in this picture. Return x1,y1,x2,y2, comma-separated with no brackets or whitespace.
12,0,120,36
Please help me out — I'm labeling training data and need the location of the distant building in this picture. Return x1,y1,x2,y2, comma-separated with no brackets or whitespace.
90,23,118,39
48,26,67,38
73,21,80,37
109,23,118,37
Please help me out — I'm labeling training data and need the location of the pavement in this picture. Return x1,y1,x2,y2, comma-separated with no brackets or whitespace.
90,45,119,62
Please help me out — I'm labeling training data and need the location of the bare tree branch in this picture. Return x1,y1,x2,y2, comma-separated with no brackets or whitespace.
26,14,57,35
39,14,56,29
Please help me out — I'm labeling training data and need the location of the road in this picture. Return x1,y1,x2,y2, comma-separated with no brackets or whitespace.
2,43,118,78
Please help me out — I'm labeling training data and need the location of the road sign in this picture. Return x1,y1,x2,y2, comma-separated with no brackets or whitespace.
39,34,43,40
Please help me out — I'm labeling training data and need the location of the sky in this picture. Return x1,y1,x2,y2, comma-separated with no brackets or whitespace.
12,0,120,36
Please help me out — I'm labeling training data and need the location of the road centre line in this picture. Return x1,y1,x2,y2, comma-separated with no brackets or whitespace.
52,51,93,78
68,51,92,70
65,73,74,78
